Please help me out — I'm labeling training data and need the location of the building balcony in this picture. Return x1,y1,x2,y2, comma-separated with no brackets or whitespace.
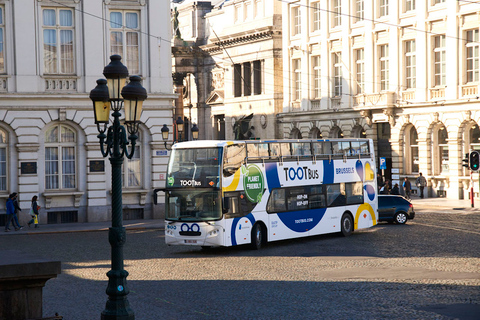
402,90,416,101
310,99,321,109
430,87,445,99
353,91,396,108
43,75,78,92
461,84,479,98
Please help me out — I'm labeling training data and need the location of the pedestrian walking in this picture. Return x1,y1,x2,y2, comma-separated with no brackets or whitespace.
11,192,23,230
27,196,40,228
403,177,412,200
4,193,16,232
415,172,427,198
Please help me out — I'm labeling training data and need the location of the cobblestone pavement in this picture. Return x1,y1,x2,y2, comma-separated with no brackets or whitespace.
2,208,479,319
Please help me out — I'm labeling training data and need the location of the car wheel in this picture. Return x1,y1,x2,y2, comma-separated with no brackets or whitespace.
395,212,408,224
251,223,264,250
341,213,353,237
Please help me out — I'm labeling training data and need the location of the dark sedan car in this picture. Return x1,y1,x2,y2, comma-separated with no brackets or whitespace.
378,195,415,224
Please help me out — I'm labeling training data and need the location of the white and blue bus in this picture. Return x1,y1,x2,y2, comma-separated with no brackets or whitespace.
156,139,378,249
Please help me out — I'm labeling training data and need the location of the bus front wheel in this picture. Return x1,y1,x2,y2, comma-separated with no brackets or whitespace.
251,223,264,250
341,213,353,237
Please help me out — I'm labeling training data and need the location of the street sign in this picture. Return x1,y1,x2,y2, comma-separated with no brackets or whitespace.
379,157,387,170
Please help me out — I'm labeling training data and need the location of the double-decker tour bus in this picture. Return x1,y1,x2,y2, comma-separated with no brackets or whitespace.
155,139,378,249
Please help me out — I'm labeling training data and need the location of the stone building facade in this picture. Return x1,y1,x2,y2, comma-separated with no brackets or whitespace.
172,0,284,141
280,0,480,200
0,0,174,225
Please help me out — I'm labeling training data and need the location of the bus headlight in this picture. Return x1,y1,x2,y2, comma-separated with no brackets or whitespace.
207,228,221,237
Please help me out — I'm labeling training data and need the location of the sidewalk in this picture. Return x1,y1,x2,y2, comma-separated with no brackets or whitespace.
0,219,165,236
410,197,480,211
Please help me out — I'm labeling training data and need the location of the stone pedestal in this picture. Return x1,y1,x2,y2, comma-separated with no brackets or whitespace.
0,250,61,320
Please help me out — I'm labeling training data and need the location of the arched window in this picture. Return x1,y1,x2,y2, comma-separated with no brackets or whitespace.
0,129,7,191
290,128,302,139
309,127,322,139
45,124,76,189
406,126,419,174
437,125,448,174
352,125,366,138
123,132,142,188
470,124,480,151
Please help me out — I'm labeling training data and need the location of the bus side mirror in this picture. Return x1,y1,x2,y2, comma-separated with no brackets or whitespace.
153,189,163,205
223,197,230,213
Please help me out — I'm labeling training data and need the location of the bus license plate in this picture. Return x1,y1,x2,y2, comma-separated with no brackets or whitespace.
185,240,197,244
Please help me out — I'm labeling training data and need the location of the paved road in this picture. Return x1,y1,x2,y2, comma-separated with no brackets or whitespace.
3,209,480,319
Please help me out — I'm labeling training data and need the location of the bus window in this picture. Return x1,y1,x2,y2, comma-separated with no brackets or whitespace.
346,182,363,205
309,185,325,208
292,143,312,156
287,187,309,211
224,192,241,219
247,143,269,159
269,143,281,157
351,141,361,155
280,143,291,157
312,142,324,156
266,189,286,213
340,141,352,156
331,142,341,156
324,142,333,155
326,183,346,207
359,140,369,155
224,144,246,177
258,143,269,157
239,192,255,213
247,144,259,158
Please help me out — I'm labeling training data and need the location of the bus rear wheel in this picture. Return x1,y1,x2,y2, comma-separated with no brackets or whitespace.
341,213,353,237
251,223,264,250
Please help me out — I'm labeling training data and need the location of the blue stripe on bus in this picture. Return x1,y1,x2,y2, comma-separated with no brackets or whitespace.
277,208,327,233
265,162,281,192
323,159,334,184
231,213,256,246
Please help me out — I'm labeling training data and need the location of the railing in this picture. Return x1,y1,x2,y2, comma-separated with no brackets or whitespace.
0,77,7,92
402,90,415,101
310,99,321,109
430,87,445,99
353,92,395,107
44,76,78,92
462,84,479,97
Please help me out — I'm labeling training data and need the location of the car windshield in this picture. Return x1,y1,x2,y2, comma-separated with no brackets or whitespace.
165,189,222,221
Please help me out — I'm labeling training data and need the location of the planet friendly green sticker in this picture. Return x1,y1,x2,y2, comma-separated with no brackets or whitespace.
243,164,264,203
167,177,174,186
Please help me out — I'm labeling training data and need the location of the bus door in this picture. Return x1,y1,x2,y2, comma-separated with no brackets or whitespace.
224,191,254,245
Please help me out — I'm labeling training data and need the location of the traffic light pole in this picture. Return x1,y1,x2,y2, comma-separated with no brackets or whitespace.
471,171,474,208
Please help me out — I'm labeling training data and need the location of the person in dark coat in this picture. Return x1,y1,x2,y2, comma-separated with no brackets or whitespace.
4,194,16,232
391,183,400,195
403,177,412,200
11,192,23,230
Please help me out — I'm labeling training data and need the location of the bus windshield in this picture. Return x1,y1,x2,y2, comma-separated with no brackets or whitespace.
166,147,222,188
165,189,222,221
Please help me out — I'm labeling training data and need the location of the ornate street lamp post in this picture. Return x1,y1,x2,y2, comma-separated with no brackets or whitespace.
90,55,146,320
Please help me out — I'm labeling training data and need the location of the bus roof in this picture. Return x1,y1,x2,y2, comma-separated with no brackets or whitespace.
171,139,372,149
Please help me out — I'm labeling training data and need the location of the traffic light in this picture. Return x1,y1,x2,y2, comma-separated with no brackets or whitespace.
463,153,469,168
470,151,480,171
